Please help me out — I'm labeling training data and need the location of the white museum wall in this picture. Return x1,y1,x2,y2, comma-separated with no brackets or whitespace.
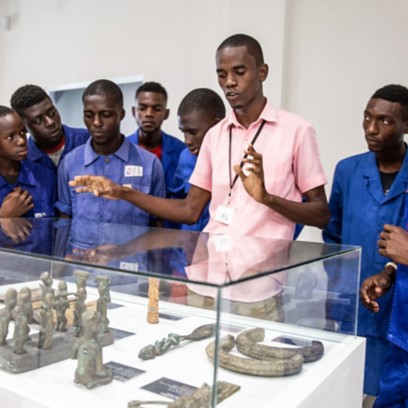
0,0,285,130
284,0,408,241
1,0,408,242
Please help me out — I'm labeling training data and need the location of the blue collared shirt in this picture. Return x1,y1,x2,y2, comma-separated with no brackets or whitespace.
0,160,56,218
27,124,90,173
171,147,210,231
387,191,408,353
56,137,165,225
127,129,185,196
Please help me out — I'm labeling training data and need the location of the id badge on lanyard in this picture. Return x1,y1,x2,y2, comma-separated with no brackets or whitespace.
215,120,266,226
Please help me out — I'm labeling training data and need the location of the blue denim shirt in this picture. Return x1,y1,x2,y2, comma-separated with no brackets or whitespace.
171,147,210,231
27,124,90,173
387,190,408,353
323,150,408,337
0,160,56,218
127,129,185,196
56,137,165,225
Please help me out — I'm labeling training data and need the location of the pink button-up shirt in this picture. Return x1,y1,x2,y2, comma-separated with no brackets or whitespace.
190,101,327,239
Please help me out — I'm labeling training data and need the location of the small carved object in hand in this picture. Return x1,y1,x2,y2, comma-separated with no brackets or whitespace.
0,288,17,345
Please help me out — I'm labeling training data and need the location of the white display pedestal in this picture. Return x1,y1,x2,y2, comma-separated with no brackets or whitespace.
0,288,365,408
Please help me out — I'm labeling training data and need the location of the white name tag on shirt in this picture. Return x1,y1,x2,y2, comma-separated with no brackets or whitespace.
214,234,232,252
120,262,139,272
215,205,233,225
124,165,143,177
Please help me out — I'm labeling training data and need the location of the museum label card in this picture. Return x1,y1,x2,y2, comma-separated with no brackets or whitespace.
142,377,197,399
106,361,145,382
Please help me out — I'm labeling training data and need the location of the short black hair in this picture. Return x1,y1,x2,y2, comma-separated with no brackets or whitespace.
371,84,408,121
136,81,167,102
10,84,50,115
82,79,123,107
0,105,14,118
217,34,264,66
177,88,226,119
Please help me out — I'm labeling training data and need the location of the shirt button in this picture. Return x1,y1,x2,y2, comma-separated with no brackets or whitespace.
105,158,110,163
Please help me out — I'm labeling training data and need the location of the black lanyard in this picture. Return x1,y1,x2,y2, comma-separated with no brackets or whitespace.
228,119,266,196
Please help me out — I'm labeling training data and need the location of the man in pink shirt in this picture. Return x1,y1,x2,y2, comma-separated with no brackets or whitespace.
70,34,329,239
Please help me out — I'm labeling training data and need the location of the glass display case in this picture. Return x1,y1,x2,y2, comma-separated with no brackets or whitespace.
0,218,364,408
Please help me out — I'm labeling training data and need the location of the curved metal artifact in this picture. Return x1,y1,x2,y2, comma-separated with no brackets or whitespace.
236,327,324,363
206,335,303,377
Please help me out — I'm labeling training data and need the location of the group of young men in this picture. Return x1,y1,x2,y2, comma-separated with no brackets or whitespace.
0,33,408,406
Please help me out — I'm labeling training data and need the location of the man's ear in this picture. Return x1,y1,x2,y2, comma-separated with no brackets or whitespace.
131,106,136,118
164,108,170,120
259,63,269,82
120,108,126,121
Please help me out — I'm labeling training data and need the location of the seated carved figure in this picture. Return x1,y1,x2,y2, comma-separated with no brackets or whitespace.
72,309,112,389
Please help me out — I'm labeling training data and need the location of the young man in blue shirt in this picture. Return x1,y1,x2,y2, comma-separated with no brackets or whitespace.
323,84,408,397
171,88,225,231
127,81,185,197
361,221,408,407
56,79,165,226
0,105,56,219
10,84,90,175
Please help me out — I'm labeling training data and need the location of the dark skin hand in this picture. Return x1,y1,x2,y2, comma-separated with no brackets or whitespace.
360,224,408,312
234,144,329,227
0,218,32,244
0,187,34,217
69,144,329,228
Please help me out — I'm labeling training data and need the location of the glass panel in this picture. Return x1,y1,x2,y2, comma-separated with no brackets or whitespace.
0,218,361,407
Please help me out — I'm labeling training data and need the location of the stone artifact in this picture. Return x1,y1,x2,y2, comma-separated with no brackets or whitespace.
95,276,111,333
72,309,112,389
74,270,90,291
138,324,215,360
18,286,34,324
38,292,55,350
0,288,17,345
147,277,160,324
236,327,324,363
39,271,54,298
13,287,32,355
206,334,304,376
73,287,87,337
54,281,70,332
128,380,240,407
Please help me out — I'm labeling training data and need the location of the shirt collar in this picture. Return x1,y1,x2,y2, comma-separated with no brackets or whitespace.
83,136,130,166
227,99,278,129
